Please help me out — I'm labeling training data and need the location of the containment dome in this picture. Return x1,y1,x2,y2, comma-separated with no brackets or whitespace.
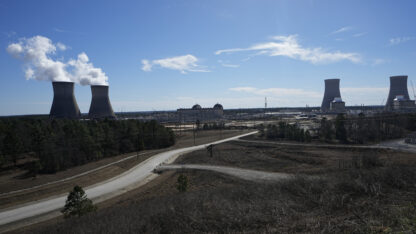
192,104,202,110
213,103,223,109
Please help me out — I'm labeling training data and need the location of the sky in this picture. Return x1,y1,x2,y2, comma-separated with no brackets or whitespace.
1,0,416,116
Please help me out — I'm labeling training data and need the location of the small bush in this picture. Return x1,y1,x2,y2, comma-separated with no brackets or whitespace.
176,174,188,192
362,154,384,168
61,185,97,218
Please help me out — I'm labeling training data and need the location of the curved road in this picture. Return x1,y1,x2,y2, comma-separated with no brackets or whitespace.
0,131,257,230
155,164,291,182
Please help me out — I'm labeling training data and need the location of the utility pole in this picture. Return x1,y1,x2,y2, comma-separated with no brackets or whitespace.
193,122,196,145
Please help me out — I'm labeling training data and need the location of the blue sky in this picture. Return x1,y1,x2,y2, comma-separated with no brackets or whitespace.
1,0,416,115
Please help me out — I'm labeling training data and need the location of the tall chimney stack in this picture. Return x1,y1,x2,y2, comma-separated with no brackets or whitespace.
88,85,116,119
385,75,410,110
50,81,81,119
321,78,341,111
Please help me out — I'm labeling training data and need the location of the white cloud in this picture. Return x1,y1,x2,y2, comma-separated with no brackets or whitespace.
215,35,361,64
6,43,23,58
6,35,108,85
353,32,367,37
141,59,152,71
389,37,413,45
67,52,108,86
218,60,240,68
141,54,209,74
331,26,353,34
56,42,67,51
371,58,388,66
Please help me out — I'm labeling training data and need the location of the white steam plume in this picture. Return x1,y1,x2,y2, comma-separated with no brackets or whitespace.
6,35,108,86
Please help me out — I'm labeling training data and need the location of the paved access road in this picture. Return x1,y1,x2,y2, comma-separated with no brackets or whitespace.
155,164,291,182
0,131,257,228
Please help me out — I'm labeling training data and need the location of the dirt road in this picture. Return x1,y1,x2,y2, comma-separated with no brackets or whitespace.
0,131,257,232
155,164,291,182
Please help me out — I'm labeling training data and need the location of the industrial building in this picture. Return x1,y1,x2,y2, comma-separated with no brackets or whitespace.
49,81,81,119
392,95,415,111
330,97,346,113
177,103,224,122
321,78,345,113
88,85,116,119
385,75,413,111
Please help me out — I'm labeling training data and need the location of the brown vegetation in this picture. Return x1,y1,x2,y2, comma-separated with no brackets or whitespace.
17,140,416,233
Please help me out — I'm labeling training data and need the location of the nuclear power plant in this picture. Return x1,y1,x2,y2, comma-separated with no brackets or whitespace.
385,76,411,110
321,78,345,112
46,75,416,120
49,81,81,119
88,85,116,119
177,103,224,122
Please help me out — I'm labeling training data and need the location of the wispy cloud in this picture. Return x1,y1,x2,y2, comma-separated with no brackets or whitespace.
331,26,353,34
215,35,361,64
389,37,414,45
2,31,16,38
218,60,239,68
353,32,367,37
371,58,388,66
141,54,209,74
53,28,86,35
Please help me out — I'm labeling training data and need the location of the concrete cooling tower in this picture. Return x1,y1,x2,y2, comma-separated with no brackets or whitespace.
88,85,116,119
50,81,81,119
321,78,341,111
385,75,410,109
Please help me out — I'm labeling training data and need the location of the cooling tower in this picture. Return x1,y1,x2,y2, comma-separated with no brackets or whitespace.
50,81,81,119
88,85,116,119
385,75,410,109
321,78,341,111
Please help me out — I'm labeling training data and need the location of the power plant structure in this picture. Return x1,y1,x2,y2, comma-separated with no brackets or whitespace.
49,81,81,119
385,75,412,110
88,85,116,119
321,78,345,112
177,103,224,122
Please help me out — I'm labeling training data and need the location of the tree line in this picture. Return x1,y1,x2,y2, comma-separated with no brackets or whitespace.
0,118,175,174
318,113,416,144
260,122,312,142
261,112,416,144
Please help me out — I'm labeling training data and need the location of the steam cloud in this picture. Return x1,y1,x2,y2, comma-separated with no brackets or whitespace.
6,35,108,86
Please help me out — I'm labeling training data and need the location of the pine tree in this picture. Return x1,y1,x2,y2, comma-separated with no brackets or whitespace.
61,185,97,218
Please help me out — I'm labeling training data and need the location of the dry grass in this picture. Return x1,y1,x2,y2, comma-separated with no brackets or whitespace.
13,139,416,233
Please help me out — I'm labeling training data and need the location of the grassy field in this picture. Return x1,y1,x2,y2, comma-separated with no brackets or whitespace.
15,138,416,233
